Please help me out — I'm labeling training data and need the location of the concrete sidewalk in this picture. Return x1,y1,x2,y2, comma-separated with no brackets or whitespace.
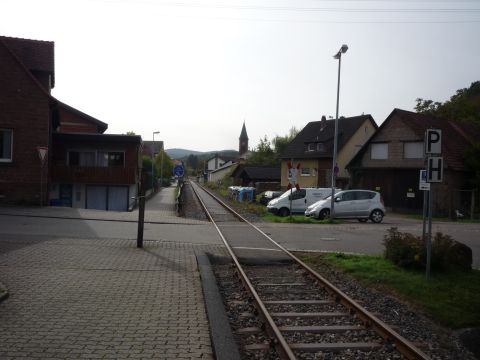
0,185,224,359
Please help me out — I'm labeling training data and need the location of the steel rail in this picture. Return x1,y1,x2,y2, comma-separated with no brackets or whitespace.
189,181,296,359
192,182,431,360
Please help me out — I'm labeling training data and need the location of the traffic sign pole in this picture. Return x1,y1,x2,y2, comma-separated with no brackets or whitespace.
424,129,442,279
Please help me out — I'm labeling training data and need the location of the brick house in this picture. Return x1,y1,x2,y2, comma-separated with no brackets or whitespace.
280,115,377,190
0,36,141,210
347,108,480,215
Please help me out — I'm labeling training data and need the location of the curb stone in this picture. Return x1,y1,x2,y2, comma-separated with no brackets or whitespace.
196,252,241,360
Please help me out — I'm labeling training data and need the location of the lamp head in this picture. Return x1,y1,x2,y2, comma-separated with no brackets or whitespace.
334,44,348,59
153,131,160,135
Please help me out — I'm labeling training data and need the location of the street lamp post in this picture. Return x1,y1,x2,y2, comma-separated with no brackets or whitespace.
160,145,164,189
330,44,348,219
152,131,160,191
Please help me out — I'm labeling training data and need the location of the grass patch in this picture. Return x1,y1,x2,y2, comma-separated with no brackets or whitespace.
296,252,480,329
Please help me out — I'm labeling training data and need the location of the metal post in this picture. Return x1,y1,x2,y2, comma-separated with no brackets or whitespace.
152,131,160,192
422,189,428,242
40,164,43,207
471,190,475,221
426,184,433,278
137,171,145,248
330,54,342,219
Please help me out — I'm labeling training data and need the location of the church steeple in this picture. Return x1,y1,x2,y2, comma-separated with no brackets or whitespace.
239,122,249,157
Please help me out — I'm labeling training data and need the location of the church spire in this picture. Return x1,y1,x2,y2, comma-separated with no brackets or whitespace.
239,121,249,157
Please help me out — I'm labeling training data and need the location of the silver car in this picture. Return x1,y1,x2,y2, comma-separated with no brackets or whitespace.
305,190,386,223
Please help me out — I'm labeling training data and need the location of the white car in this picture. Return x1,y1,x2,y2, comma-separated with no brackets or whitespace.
267,188,340,217
305,189,386,223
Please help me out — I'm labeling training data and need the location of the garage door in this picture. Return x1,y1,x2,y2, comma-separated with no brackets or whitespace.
86,186,107,210
108,186,128,211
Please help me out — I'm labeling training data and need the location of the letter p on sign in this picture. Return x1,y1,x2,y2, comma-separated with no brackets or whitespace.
425,129,442,154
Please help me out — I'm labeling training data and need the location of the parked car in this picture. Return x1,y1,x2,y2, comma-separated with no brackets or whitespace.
304,189,385,223
259,191,282,205
267,188,340,216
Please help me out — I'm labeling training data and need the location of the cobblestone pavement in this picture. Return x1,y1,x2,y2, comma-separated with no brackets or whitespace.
0,237,223,359
0,185,224,359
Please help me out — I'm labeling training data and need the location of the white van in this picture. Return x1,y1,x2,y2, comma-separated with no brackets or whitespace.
267,188,340,216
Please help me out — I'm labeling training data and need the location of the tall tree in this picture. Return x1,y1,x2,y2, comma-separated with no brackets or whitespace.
415,81,480,125
247,136,276,166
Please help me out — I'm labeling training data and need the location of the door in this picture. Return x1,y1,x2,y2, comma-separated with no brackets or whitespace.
108,186,128,211
289,189,307,213
86,185,107,210
334,191,355,217
59,184,73,207
354,191,374,216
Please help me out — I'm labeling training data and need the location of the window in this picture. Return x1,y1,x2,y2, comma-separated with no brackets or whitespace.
108,152,124,166
307,143,315,152
355,191,375,200
316,143,325,152
371,143,388,159
404,142,424,159
289,189,306,200
337,191,355,202
0,129,13,162
301,168,311,176
68,151,95,166
69,151,124,167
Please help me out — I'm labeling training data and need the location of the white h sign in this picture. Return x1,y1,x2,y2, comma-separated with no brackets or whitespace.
425,129,442,154
427,156,443,182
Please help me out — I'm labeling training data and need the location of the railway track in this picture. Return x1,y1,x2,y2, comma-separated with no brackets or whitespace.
190,181,430,360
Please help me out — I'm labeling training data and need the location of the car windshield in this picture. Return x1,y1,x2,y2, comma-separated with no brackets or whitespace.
278,190,294,199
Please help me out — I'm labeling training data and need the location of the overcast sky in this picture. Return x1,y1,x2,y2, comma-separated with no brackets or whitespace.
2,0,479,152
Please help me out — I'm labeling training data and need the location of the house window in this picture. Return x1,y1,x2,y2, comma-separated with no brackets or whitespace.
0,129,13,162
307,143,315,152
68,151,96,166
108,152,124,166
404,142,424,159
97,152,125,167
301,168,311,176
371,143,388,159
316,143,325,152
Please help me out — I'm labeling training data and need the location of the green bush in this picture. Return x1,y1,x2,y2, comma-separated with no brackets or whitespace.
383,227,424,269
383,227,472,272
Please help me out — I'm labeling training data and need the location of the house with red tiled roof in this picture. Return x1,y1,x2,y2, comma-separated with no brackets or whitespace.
347,108,480,215
0,36,142,210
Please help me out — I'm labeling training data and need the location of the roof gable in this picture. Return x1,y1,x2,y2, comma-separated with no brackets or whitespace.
348,108,480,171
280,114,377,159
0,36,55,88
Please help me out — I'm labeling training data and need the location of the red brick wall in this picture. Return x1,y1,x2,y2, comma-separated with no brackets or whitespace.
0,42,50,204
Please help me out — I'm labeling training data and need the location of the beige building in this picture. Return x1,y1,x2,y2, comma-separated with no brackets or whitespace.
280,115,377,190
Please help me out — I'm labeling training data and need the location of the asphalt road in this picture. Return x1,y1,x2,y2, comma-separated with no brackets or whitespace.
0,212,478,268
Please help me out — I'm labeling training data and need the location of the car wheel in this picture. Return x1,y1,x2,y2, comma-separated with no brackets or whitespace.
278,208,290,217
357,218,368,223
319,209,330,220
370,209,384,223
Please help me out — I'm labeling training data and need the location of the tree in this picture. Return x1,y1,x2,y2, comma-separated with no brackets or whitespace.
154,149,174,186
416,81,480,188
415,81,480,125
125,131,136,135
247,136,276,166
272,126,298,157
247,127,298,166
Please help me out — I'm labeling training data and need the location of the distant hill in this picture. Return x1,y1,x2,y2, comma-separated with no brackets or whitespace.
166,148,239,160
166,148,204,159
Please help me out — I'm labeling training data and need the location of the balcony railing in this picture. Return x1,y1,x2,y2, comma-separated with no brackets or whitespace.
50,165,137,184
